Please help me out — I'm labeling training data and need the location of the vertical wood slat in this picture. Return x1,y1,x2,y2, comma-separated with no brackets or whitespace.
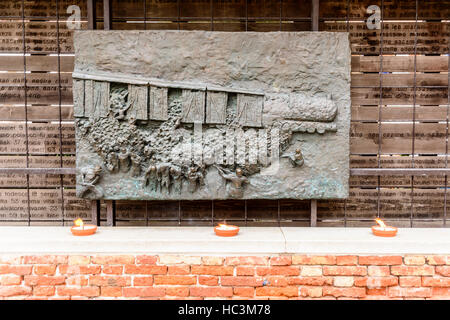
310,200,317,227
376,0,384,218
21,0,31,226
87,0,96,30
409,0,418,227
444,1,450,227
106,201,116,226
91,200,101,226
311,0,319,31
56,0,66,226
103,0,112,31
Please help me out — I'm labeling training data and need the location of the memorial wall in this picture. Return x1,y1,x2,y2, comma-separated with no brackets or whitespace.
0,0,448,226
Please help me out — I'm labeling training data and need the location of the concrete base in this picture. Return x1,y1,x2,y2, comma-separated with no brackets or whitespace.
0,227,448,254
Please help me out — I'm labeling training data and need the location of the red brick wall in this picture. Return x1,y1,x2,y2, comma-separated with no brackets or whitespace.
0,254,449,300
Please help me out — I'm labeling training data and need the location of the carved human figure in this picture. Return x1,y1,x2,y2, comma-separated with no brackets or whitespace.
174,117,182,129
143,165,158,191
109,87,131,120
118,147,130,173
128,115,137,125
169,165,183,194
130,153,142,177
281,148,304,167
77,119,90,137
106,151,119,173
78,165,103,199
143,145,153,158
216,167,248,198
159,164,171,193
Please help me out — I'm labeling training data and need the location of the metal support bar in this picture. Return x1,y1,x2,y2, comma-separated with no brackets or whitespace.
106,200,116,226
91,200,101,226
3,167,450,176
87,0,96,30
310,199,317,227
0,168,76,174
311,0,319,31
103,0,112,30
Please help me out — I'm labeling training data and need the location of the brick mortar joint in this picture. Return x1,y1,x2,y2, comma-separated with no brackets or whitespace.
1,255,449,299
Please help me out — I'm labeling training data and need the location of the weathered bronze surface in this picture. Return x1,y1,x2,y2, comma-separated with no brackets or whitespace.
73,31,351,200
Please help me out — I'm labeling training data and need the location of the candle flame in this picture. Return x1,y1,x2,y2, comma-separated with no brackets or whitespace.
74,218,84,228
375,218,387,228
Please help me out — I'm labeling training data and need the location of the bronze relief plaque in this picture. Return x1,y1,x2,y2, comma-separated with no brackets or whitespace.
73,31,351,200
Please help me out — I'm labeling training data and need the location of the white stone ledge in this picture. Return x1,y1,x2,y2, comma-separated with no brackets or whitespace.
0,227,448,255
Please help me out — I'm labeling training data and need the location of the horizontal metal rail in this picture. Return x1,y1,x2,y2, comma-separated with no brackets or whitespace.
2,168,450,176
0,168,76,175
350,168,450,176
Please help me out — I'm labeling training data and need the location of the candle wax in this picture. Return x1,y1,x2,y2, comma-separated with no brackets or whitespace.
217,225,238,231
72,225,96,230
374,226,396,231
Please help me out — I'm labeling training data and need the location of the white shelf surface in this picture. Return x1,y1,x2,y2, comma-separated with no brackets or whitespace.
0,227,448,255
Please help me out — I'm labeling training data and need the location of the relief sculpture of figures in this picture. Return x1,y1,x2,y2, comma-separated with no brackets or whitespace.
158,164,171,194
109,85,130,120
73,31,350,200
216,167,249,199
130,153,142,177
186,166,205,193
170,166,183,194
143,165,158,191
106,149,119,173
118,147,130,173
281,149,304,168
78,165,103,199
